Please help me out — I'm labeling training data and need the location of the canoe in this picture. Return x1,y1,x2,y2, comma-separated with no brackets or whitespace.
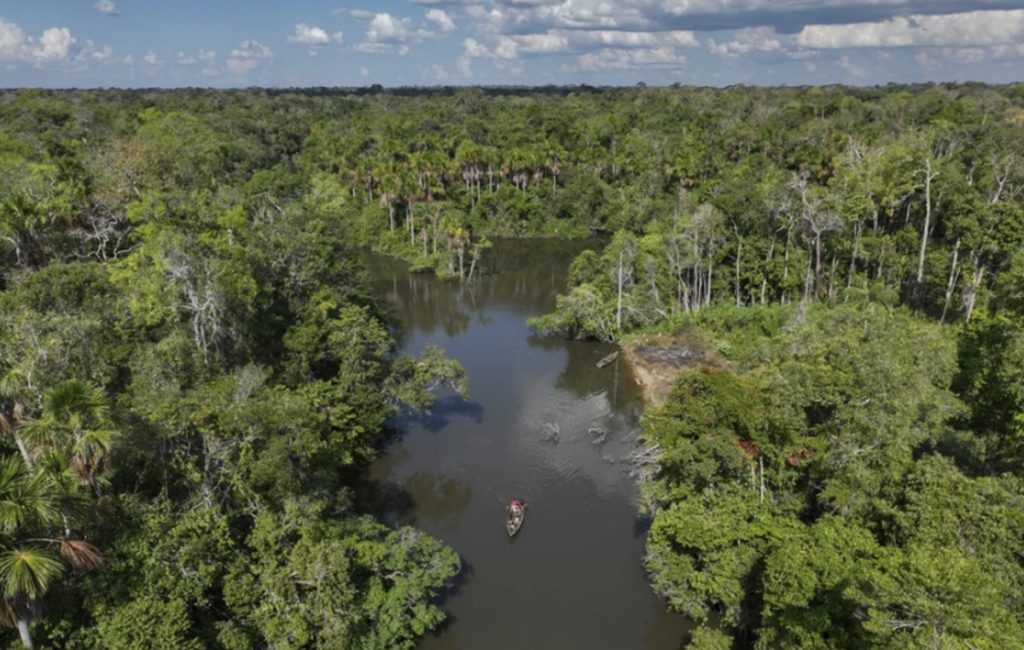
596,351,619,368
506,504,526,537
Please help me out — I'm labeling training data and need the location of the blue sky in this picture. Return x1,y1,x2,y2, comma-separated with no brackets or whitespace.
2,1,1023,87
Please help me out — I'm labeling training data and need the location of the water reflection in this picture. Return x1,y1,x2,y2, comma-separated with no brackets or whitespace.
403,471,474,527
403,393,485,434
363,239,604,345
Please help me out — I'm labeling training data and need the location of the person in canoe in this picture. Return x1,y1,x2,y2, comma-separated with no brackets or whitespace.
507,499,526,537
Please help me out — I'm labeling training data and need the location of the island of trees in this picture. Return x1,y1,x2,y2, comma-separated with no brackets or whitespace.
1,83,1023,648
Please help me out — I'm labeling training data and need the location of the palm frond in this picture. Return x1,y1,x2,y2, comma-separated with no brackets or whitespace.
17,414,57,450
0,547,63,600
0,598,16,628
0,371,28,402
44,381,107,425
0,457,61,533
57,539,102,571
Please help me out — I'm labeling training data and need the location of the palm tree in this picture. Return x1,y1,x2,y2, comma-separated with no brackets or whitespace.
0,456,99,649
20,381,116,495
0,547,62,649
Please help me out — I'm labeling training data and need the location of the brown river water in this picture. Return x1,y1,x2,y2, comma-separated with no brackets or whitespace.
361,240,690,650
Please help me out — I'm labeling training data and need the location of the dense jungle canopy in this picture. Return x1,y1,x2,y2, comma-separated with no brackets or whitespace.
1,83,1023,648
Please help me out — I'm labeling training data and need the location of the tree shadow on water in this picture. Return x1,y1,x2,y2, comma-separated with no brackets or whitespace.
400,394,485,433
427,559,476,637
353,477,417,527
633,514,654,539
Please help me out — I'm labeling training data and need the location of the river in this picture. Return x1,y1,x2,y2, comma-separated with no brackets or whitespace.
361,239,690,650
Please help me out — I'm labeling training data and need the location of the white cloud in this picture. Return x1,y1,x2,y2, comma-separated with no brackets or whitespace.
457,55,473,77
426,9,456,33
428,63,449,80
349,9,373,20
709,26,782,56
796,9,1024,49
178,48,217,72
577,46,684,70
455,1,1024,37
231,40,272,60
0,18,76,65
366,13,412,43
226,39,272,76
836,55,865,77
498,33,570,57
72,40,130,67
463,38,490,58
353,42,410,55
460,28,698,63
35,27,74,61
288,23,343,47
143,50,159,66
571,30,698,48
94,0,118,15
89,44,113,61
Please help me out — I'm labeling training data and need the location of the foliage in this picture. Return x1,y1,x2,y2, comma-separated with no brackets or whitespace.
1,83,1023,648
0,88,480,647
641,303,1024,648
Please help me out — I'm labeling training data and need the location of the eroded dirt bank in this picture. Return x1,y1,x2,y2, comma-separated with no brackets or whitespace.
621,332,720,407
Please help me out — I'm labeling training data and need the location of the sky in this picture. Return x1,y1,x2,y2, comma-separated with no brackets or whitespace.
1,1,1023,87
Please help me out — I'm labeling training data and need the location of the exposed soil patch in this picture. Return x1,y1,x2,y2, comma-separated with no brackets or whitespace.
622,331,719,406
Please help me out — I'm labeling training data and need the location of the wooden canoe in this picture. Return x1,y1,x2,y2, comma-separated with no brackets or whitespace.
506,504,526,537
596,351,619,368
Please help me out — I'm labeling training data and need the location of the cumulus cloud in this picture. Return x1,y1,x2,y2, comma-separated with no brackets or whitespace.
35,27,74,61
453,0,1024,34
177,48,217,73
426,9,457,33
142,50,159,66
461,28,699,64
93,0,118,15
288,23,343,47
498,33,569,57
356,10,458,53
796,9,1024,49
577,46,685,71
426,63,449,80
226,39,273,76
572,30,698,48
836,55,865,77
354,42,411,55
366,13,413,43
72,40,131,67
0,18,75,65
709,26,782,56
88,44,113,62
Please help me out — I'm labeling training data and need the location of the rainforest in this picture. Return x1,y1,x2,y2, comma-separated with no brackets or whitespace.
1,83,1024,649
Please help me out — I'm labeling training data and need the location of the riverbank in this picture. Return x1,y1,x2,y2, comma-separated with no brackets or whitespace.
620,331,719,407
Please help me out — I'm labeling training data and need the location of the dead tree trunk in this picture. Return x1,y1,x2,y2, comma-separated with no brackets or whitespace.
940,237,961,323
917,158,938,284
